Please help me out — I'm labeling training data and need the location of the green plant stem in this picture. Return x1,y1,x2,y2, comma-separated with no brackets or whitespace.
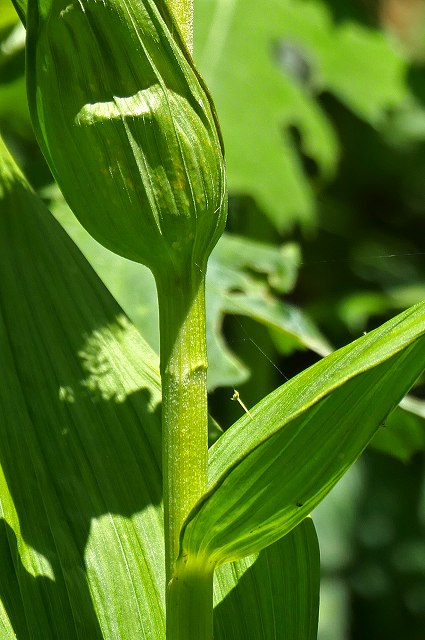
168,0,194,52
167,555,214,638
155,261,209,588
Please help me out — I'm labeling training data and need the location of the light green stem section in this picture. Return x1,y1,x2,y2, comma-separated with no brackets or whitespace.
156,262,214,638
167,556,214,638
168,0,193,52
159,12,210,640
156,264,209,583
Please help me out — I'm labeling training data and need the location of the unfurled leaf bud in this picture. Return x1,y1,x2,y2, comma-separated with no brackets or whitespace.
26,0,226,275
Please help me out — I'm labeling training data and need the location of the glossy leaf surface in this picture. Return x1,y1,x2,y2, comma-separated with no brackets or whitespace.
181,303,425,564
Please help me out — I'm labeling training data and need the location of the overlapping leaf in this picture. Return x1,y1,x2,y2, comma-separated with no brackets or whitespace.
180,302,425,565
214,518,319,640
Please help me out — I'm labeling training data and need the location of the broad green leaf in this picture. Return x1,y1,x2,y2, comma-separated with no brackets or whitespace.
0,76,30,140
46,186,161,352
181,302,425,565
194,0,409,229
0,135,165,638
214,519,320,640
0,601,16,640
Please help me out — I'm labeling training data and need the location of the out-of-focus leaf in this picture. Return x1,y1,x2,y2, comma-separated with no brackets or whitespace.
380,0,425,62
214,519,320,639
0,0,19,29
400,393,425,419
206,234,332,389
194,0,338,230
0,77,30,137
384,101,425,145
212,234,301,294
338,284,425,334
194,0,409,229
370,404,425,462
0,5,29,136
222,292,332,358
49,191,329,390
0,135,166,638
180,302,425,565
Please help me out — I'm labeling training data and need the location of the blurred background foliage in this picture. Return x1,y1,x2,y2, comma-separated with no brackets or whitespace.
1,0,424,637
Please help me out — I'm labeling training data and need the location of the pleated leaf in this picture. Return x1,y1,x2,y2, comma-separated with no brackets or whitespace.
181,302,425,565
0,135,166,638
214,518,319,640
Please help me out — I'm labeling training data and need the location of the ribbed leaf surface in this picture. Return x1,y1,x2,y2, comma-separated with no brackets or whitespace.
181,303,425,564
214,519,319,640
0,136,165,638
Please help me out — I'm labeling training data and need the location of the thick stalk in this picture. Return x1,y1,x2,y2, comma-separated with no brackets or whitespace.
167,556,214,638
168,0,194,53
156,264,212,638
155,262,209,579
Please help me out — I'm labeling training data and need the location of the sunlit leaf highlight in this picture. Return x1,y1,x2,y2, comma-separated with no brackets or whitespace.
181,303,425,564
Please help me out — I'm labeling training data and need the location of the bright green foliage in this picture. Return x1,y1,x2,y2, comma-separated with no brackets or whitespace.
181,302,425,565
0,1,19,28
206,235,332,388
47,193,331,388
5,97,423,636
2,0,425,637
214,519,319,639
0,132,319,639
167,0,193,51
194,0,409,229
25,0,226,274
0,135,165,638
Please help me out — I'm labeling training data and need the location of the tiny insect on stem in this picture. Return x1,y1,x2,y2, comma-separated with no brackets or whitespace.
231,390,253,419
